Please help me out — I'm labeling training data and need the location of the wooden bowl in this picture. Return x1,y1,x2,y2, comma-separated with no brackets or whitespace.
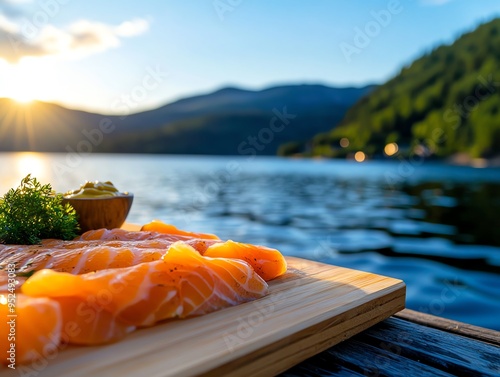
62,194,134,233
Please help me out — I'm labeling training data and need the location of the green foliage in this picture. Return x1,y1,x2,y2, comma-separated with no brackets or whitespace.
98,107,352,156
0,175,79,244
309,18,500,159
277,141,303,156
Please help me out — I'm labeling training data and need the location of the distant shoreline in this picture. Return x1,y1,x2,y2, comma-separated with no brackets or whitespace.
282,152,500,167
1,150,500,168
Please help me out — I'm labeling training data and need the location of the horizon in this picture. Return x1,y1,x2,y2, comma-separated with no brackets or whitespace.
0,80,378,115
1,1,500,114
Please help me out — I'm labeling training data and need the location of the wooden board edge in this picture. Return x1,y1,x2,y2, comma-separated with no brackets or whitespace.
201,282,406,377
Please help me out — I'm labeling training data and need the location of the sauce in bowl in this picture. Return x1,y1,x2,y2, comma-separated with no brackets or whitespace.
64,181,128,199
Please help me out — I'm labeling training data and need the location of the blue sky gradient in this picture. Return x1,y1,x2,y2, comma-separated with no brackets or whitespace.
0,0,499,113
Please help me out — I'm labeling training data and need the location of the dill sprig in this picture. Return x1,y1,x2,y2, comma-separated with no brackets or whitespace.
0,174,79,244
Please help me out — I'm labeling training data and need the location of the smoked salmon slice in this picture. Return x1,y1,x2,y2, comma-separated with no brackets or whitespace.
0,271,26,292
140,221,287,280
0,294,61,366
0,240,217,276
141,220,220,240
21,242,268,345
1,222,286,290
203,241,287,281
68,222,288,281
1,245,165,275
0,220,286,366
77,227,218,242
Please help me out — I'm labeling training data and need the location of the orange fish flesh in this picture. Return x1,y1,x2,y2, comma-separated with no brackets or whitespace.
21,242,268,345
0,294,61,366
141,220,220,240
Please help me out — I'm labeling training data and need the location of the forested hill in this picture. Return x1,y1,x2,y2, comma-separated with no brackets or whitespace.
306,18,500,159
0,84,374,155
98,84,375,155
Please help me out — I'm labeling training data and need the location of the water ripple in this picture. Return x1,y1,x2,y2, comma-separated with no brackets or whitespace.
1,154,499,329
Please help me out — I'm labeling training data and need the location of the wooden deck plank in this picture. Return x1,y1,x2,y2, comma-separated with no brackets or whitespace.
359,317,500,376
283,338,456,377
394,309,500,346
281,359,366,377
282,316,500,377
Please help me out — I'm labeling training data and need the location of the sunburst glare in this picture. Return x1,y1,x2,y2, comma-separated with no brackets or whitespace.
0,58,61,103
16,152,48,180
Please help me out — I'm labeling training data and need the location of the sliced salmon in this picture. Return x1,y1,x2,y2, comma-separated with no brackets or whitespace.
0,294,61,365
0,271,26,292
68,223,288,281
141,220,220,240
1,228,286,285
1,245,164,275
0,240,218,276
21,242,268,345
77,227,218,243
203,240,287,281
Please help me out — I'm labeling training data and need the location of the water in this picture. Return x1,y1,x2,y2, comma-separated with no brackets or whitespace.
1,153,500,330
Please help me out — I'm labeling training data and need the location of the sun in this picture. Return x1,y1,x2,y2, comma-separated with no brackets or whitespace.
9,91,36,104
5,63,41,104
1,58,61,104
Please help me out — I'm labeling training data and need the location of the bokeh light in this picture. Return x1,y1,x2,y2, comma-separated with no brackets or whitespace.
354,151,366,162
340,138,349,148
384,142,399,156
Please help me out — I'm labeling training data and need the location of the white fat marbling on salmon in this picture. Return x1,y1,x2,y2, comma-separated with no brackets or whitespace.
19,241,268,345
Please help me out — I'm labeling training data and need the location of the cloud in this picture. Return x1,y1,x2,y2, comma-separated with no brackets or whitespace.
0,12,20,32
0,14,47,62
115,19,149,37
0,0,28,17
0,13,149,63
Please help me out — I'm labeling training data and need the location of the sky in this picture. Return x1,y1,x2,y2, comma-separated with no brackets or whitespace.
0,0,500,114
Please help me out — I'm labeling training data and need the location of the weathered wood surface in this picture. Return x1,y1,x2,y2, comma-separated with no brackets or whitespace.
395,309,500,347
282,311,500,377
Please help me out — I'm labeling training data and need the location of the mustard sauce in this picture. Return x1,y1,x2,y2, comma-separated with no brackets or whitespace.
64,181,125,199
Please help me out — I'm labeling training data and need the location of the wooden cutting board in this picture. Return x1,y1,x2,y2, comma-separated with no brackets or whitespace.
7,257,405,377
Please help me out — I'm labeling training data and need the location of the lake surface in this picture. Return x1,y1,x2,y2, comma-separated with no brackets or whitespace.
1,153,499,330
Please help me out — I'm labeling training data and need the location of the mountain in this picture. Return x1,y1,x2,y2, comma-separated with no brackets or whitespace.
303,18,500,159
118,85,371,130
0,84,375,155
0,99,108,152
117,85,374,133
101,84,375,155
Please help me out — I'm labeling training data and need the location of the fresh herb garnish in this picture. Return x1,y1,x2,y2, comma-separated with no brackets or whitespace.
16,270,37,278
0,174,79,244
